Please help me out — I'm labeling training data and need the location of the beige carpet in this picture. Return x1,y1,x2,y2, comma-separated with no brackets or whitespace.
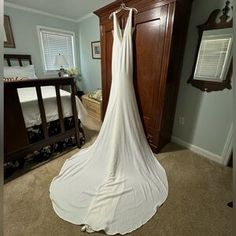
4,117,233,236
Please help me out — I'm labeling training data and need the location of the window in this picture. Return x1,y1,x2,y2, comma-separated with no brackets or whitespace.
193,32,232,82
37,26,76,72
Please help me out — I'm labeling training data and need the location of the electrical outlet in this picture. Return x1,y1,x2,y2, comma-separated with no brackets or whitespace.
179,117,185,125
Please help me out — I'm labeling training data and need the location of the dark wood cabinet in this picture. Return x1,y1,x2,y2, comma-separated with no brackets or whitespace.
94,0,193,153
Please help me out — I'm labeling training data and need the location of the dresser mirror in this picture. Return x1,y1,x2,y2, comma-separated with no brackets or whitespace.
188,0,233,92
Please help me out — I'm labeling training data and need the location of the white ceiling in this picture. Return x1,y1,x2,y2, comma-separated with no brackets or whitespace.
4,0,115,22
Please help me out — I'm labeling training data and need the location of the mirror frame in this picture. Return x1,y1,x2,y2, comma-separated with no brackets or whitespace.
187,1,233,92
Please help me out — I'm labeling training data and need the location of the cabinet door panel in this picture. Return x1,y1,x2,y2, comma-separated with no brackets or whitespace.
134,6,168,130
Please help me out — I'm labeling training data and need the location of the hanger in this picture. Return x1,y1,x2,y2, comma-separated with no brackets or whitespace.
109,2,138,19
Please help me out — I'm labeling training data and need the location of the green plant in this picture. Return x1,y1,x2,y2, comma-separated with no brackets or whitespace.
66,67,79,76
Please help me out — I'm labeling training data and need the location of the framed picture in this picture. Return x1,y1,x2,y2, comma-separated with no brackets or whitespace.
4,15,15,48
91,41,101,59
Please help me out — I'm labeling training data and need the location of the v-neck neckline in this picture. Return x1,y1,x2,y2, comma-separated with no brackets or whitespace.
114,9,132,43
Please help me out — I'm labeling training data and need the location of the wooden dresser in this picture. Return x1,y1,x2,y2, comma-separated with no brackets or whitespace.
94,0,193,153
82,95,102,121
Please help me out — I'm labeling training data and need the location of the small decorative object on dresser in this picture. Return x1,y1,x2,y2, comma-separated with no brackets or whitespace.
82,91,102,121
54,54,69,77
66,67,79,77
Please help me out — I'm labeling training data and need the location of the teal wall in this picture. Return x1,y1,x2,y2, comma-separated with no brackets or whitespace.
78,15,101,93
172,0,233,157
4,6,80,84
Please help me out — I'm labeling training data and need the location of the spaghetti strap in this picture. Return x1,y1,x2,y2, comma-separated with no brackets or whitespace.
113,9,133,42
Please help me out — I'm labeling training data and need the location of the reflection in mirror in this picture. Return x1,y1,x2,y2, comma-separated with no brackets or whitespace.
188,0,233,92
193,28,232,82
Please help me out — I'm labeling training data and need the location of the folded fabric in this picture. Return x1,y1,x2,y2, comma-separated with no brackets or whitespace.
88,89,102,102
3,76,30,81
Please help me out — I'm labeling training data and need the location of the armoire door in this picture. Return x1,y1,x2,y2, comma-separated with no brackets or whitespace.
134,5,172,137
99,3,175,151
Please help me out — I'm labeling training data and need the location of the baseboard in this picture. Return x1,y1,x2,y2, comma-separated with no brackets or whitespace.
221,123,233,165
171,136,223,165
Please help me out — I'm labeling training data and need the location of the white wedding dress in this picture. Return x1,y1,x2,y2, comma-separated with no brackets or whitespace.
50,9,168,235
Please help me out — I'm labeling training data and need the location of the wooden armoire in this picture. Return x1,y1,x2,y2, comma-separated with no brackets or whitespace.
94,0,193,153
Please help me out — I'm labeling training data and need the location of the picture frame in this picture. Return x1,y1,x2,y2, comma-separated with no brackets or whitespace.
4,15,15,48
91,41,101,59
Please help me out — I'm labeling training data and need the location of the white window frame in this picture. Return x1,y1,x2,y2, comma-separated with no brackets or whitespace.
37,25,76,75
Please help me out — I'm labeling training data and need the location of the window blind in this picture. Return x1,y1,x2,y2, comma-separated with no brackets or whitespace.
39,27,75,71
194,34,232,81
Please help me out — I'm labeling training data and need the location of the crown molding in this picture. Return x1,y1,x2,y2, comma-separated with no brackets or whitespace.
77,13,94,23
4,2,78,23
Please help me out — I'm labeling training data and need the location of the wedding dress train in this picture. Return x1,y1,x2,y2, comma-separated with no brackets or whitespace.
50,9,168,235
